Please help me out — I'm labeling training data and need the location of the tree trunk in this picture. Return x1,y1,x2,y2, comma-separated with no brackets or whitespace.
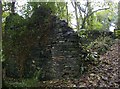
0,1,2,88
81,18,86,29
66,2,69,24
118,1,120,29
11,1,15,13
74,2,80,31
87,0,93,30
0,2,1,39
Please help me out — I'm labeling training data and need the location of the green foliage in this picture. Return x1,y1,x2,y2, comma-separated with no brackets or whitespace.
78,30,103,46
88,36,114,55
2,11,10,32
79,47,100,74
2,12,10,20
95,10,115,30
90,21,103,30
2,5,55,78
0,41,4,62
78,30,88,38
79,41,100,74
114,30,120,39
28,2,57,13
79,36,114,74
86,9,113,30
5,78,38,87
78,30,114,45
4,70,41,87
3,13,27,61
55,2,66,19
4,13,25,31
25,2,69,20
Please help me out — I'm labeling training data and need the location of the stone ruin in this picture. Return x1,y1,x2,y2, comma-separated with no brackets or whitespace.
40,20,82,80
28,18,84,80
3,7,85,80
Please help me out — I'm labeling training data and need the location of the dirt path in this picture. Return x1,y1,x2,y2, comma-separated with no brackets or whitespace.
38,40,120,88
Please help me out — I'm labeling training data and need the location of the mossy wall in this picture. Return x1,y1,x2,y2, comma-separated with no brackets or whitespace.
3,7,83,80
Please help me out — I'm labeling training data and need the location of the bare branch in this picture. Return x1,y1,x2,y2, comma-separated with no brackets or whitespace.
71,0,75,8
87,8,110,18
81,7,110,29
77,4,86,14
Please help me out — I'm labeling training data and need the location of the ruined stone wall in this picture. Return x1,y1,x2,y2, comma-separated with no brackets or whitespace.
43,20,82,79
3,7,83,80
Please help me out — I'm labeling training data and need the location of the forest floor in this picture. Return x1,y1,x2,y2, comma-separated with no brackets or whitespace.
38,39,120,88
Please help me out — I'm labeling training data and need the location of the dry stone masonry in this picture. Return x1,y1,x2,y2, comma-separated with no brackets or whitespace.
37,19,83,80
3,7,84,80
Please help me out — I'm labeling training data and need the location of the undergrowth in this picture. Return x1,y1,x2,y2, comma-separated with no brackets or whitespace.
4,70,41,87
87,36,114,55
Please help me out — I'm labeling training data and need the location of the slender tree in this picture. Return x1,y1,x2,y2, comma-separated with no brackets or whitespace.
0,0,2,88
118,1,120,29
71,0,109,30
86,0,94,30
66,2,69,24
0,0,2,41
11,0,15,13
71,0,80,31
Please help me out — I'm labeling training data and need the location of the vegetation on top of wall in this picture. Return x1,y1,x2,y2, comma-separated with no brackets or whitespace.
87,36,114,55
114,30,120,39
